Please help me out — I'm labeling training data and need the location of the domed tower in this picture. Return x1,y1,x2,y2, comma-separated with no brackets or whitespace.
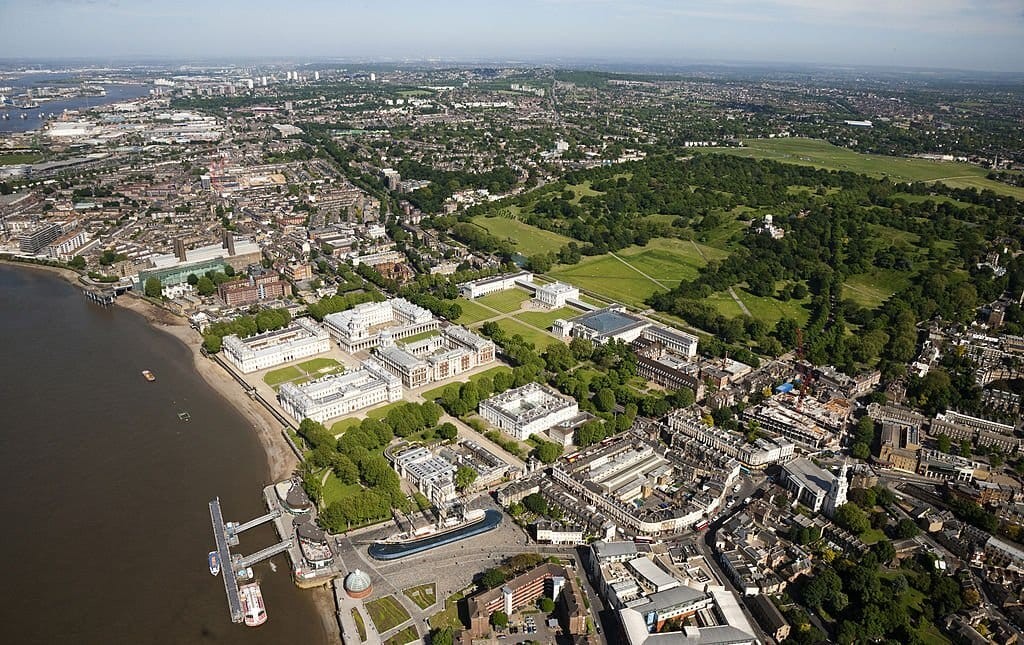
824,461,850,518
344,569,373,599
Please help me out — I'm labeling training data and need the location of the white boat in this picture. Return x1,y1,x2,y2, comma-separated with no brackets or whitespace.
239,582,267,627
208,551,220,576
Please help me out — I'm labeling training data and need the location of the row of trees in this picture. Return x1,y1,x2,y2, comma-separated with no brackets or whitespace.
202,307,292,353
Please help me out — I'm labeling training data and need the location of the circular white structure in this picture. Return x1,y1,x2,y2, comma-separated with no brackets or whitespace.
344,569,373,599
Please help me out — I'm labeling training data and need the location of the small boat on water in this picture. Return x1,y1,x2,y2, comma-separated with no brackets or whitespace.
239,582,267,627
178,411,191,422
208,551,220,576
142,370,156,382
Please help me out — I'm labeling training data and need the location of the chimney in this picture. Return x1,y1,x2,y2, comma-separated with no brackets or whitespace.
224,231,236,256
173,238,186,262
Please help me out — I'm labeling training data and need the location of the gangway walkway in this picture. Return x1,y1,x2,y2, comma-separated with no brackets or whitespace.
231,509,281,536
209,498,244,623
237,540,293,569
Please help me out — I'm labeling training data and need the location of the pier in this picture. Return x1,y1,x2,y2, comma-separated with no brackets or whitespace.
209,497,293,624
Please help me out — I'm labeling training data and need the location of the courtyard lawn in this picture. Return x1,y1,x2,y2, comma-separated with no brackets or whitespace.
454,298,497,325
399,329,441,344
366,595,411,634
708,137,1024,199
331,417,362,435
366,400,406,421
403,583,437,610
476,288,531,313
351,609,367,641
297,357,341,373
263,365,303,387
514,306,579,330
472,215,573,256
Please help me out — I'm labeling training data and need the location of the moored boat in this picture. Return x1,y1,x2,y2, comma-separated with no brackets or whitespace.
239,582,267,627
142,370,155,382
208,551,220,576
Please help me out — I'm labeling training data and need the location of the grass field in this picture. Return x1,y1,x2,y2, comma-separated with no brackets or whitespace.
514,306,579,330
475,288,531,313
399,329,440,344
403,583,437,610
709,137,1024,199
351,609,367,641
0,152,42,165
487,318,562,349
320,472,361,507
549,238,726,307
843,269,913,308
454,298,496,325
264,358,342,388
366,595,411,634
428,591,465,631
731,285,812,326
420,365,513,401
263,365,303,386
384,625,419,645
472,215,573,256
893,192,972,208
330,417,362,435
297,357,341,373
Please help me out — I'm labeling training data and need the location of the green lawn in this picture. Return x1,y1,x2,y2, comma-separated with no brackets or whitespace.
487,318,562,349
320,472,362,507
351,609,367,641
859,527,886,545
420,365,514,401
297,357,341,373
367,400,406,420
454,298,497,325
0,152,42,165
843,269,913,308
472,215,573,255
366,595,411,634
709,137,1024,199
428,591,465,631
549,238,724,308
514,306,579,330
331,417,362,435
732,285,812,326
384,625,419,645
400,329,441,344
403,583,437,610
476,288,531,313
892,192,972,208
263,365,303,386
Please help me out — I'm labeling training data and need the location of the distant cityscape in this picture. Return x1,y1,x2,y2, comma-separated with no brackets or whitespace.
2,58,1024,645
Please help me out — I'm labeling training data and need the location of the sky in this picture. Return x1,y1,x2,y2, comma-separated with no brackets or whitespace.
1,0,1023,73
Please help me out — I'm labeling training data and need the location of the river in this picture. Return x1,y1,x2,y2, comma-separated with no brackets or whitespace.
1,79,152,134
0,265,329,644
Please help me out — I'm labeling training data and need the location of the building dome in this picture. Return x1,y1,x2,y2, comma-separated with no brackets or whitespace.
344,569,373,598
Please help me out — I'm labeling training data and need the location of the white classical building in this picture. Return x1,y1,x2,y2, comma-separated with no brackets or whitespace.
278,358,402,423
323,297,437,352
221,318,331,373
780,459,849,517
457,271,533,299
391,446,457,507
479,383,580,441
534,281,579,308
639,326,699,359
374,325,496,388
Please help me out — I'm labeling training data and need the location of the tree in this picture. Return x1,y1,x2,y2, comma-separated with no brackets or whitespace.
144,276,163,298
936,433,952,453
523,492,548,516
595,388,616,413
196,275,216,296
437,422,458,441
223,264,236,277
186,273,199,285
455,466,478,491
68,255,87,270
833,503,870,534
430,627,455,645
331,454,360,485
894,518,920,539
490,610,509,629
534,440,563,464
202,334,222,353
538,597,555,613
482,568,507,590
